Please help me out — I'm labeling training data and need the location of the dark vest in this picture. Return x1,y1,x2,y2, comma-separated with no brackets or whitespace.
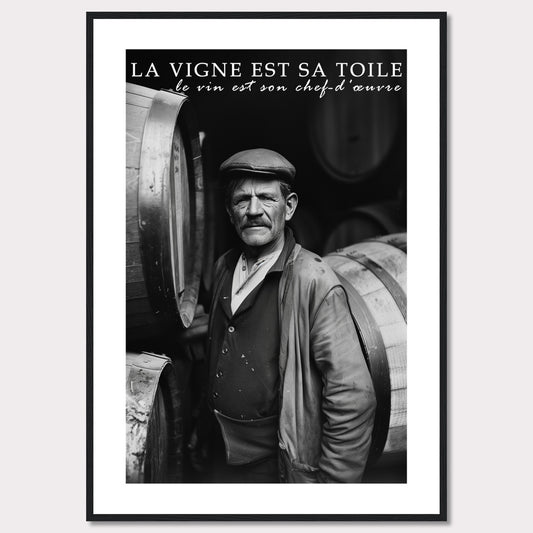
208,254,281,420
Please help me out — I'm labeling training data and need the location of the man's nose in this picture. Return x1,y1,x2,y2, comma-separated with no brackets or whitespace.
246,196,263,216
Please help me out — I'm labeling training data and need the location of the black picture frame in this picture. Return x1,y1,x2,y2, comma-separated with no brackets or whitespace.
87,11,447,521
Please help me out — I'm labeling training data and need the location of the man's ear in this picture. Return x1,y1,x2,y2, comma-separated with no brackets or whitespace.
284,192,298,222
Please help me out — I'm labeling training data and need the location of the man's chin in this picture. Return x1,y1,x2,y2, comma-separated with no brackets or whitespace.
240,230,272,247
242,237,270,247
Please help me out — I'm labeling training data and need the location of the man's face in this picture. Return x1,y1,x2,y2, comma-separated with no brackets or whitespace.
227,178,297,249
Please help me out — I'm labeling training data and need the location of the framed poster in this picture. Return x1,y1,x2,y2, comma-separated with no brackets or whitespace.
87,12,446,521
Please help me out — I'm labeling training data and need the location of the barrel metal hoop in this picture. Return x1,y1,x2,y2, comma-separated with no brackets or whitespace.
137,90,204,329
332,251,407,322
334,272,391,462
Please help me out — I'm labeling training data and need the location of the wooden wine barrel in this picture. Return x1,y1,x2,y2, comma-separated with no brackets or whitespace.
323,233,407,463
322,202,405,254
126,352,183,482
126,83,204,340
309,73,401,183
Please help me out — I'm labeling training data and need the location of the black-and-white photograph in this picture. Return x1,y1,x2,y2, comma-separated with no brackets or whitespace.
125,49,407,486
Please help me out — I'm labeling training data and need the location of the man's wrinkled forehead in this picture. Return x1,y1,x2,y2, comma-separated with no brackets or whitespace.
230,177,282,197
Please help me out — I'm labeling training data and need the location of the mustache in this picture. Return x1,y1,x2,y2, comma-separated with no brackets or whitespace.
242,220,270,229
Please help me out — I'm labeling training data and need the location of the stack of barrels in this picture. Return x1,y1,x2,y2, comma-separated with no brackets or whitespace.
306,52,406,254
308,58,406,466
126,83,206,482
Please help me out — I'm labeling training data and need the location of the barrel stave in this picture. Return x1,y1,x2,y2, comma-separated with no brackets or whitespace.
345,242,406,289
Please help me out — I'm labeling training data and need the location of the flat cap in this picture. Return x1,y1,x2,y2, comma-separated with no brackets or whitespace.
220,148,296,185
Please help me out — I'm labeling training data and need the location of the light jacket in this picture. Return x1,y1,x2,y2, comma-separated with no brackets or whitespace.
209,241,376,483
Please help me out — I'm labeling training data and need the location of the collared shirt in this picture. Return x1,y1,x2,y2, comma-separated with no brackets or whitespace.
230,249,283,314
208,231,296,422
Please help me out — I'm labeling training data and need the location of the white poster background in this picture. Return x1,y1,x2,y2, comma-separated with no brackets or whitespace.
92,16,442,516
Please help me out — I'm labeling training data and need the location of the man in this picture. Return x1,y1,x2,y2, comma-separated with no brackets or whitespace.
201,148,376,483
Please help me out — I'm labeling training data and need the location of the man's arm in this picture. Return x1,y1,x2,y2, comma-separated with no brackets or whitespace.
310,286,376,483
